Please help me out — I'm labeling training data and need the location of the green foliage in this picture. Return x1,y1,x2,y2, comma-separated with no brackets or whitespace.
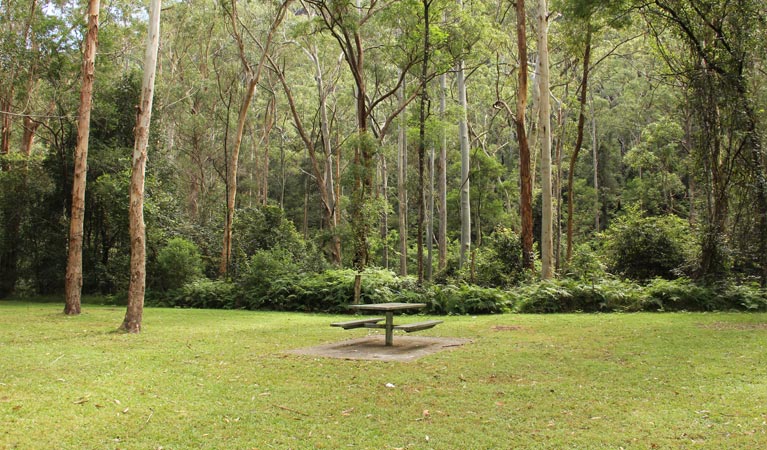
565,242,608,280
237,248,302,309
601,209,696,280
161,279,238,310
154,238,205,291
457,226,525,288
426,283,513,315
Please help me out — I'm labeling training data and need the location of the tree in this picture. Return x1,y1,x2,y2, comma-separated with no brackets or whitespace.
516,0,534,270
64,0,100,315
642,0,766,283
416,0,432,283
457,1,471,270
120,0,161,333
537,0,554,279
305,0,422,298
219,0,291,277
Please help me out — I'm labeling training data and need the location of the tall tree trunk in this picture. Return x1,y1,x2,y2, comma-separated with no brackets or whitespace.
565,24,591,265
537,0,554,279
515,0,533,270
437,73,447,271
380,152,389,268
64,0,100,315
219,0,289,277
120,0,160,333
398,76,408,276
591,96,599,231
457,57,471,268
416,0,430,283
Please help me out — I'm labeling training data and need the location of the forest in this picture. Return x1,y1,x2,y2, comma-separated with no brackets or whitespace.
1,0,766,327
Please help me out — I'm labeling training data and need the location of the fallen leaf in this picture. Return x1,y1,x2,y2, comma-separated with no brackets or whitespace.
122,407,130,414
341,408,354,416
12,405,22,411
74,397,90,405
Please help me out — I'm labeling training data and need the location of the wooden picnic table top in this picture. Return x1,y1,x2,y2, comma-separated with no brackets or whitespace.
347,302,426,312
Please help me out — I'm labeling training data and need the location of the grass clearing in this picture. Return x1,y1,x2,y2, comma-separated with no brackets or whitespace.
1,302,767,448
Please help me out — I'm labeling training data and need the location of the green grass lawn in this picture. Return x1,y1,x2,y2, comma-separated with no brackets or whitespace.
1,303,766,449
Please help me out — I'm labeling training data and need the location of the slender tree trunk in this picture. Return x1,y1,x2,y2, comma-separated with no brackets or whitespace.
566,25,591,265
219,0,289,277
416,0,430,283
515,0,533,270
380,152,389,268
437,73,447,271
537,0,554,279
591,97,599,231
397,76,408,276
427,143,435,281
64,0,100,315
457,57,471,269
314,45,342,265
120,0,160,333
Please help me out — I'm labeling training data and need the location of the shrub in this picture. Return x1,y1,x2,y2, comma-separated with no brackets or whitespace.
238,248,302,309
426,284,513,315
154,237,204,291
601,208,696,280
457,226,526,288
512,278,643,313
166,279,238,309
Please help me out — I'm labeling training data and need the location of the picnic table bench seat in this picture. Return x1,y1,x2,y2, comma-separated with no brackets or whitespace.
393,320,443,333
330,317,385,329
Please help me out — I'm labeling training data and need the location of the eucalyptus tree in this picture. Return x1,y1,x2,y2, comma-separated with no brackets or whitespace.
641,0,767,282
217,0,292,277
536,0,554,279
303,0,425,298
554,0,633,265
120,0,161,333
63,0,100,315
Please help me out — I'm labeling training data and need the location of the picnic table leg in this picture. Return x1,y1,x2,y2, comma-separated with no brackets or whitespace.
385,312,394,346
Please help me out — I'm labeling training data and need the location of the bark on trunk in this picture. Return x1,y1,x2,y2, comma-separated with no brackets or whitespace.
416,0,430,284
537,0,554,279
516,0,533,270
121,0,160,333
437,73,447,271
457,58,471,269
398,77,408,276
64,0,100,315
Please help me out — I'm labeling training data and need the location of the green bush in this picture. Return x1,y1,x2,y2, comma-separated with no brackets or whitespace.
601,209,696,280
238,248,302,309
426,284,513,315
154,237,204,291
513,278,644,313
457,226,526,288
165,279,239,310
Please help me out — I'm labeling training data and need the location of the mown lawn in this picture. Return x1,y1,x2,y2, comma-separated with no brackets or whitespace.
1,302,766,449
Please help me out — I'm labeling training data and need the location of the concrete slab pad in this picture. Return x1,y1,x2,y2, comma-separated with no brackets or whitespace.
287,335,471,362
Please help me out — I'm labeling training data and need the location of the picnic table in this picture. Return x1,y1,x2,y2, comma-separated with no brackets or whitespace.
331,302,442,346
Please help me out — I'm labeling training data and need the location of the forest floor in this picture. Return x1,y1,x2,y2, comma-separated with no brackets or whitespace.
1,302,766,448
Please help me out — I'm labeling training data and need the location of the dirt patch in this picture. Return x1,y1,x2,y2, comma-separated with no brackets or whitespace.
287,336,471,362
491,325,525,332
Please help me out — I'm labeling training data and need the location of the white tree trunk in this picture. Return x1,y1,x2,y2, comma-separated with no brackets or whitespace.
121,0,160,333
64,0,100,315
457,58,471,269
437,73,447,271
397,76,408,276
537,0,554,279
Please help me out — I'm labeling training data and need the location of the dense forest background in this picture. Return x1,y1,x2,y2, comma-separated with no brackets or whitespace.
1,0,765,313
